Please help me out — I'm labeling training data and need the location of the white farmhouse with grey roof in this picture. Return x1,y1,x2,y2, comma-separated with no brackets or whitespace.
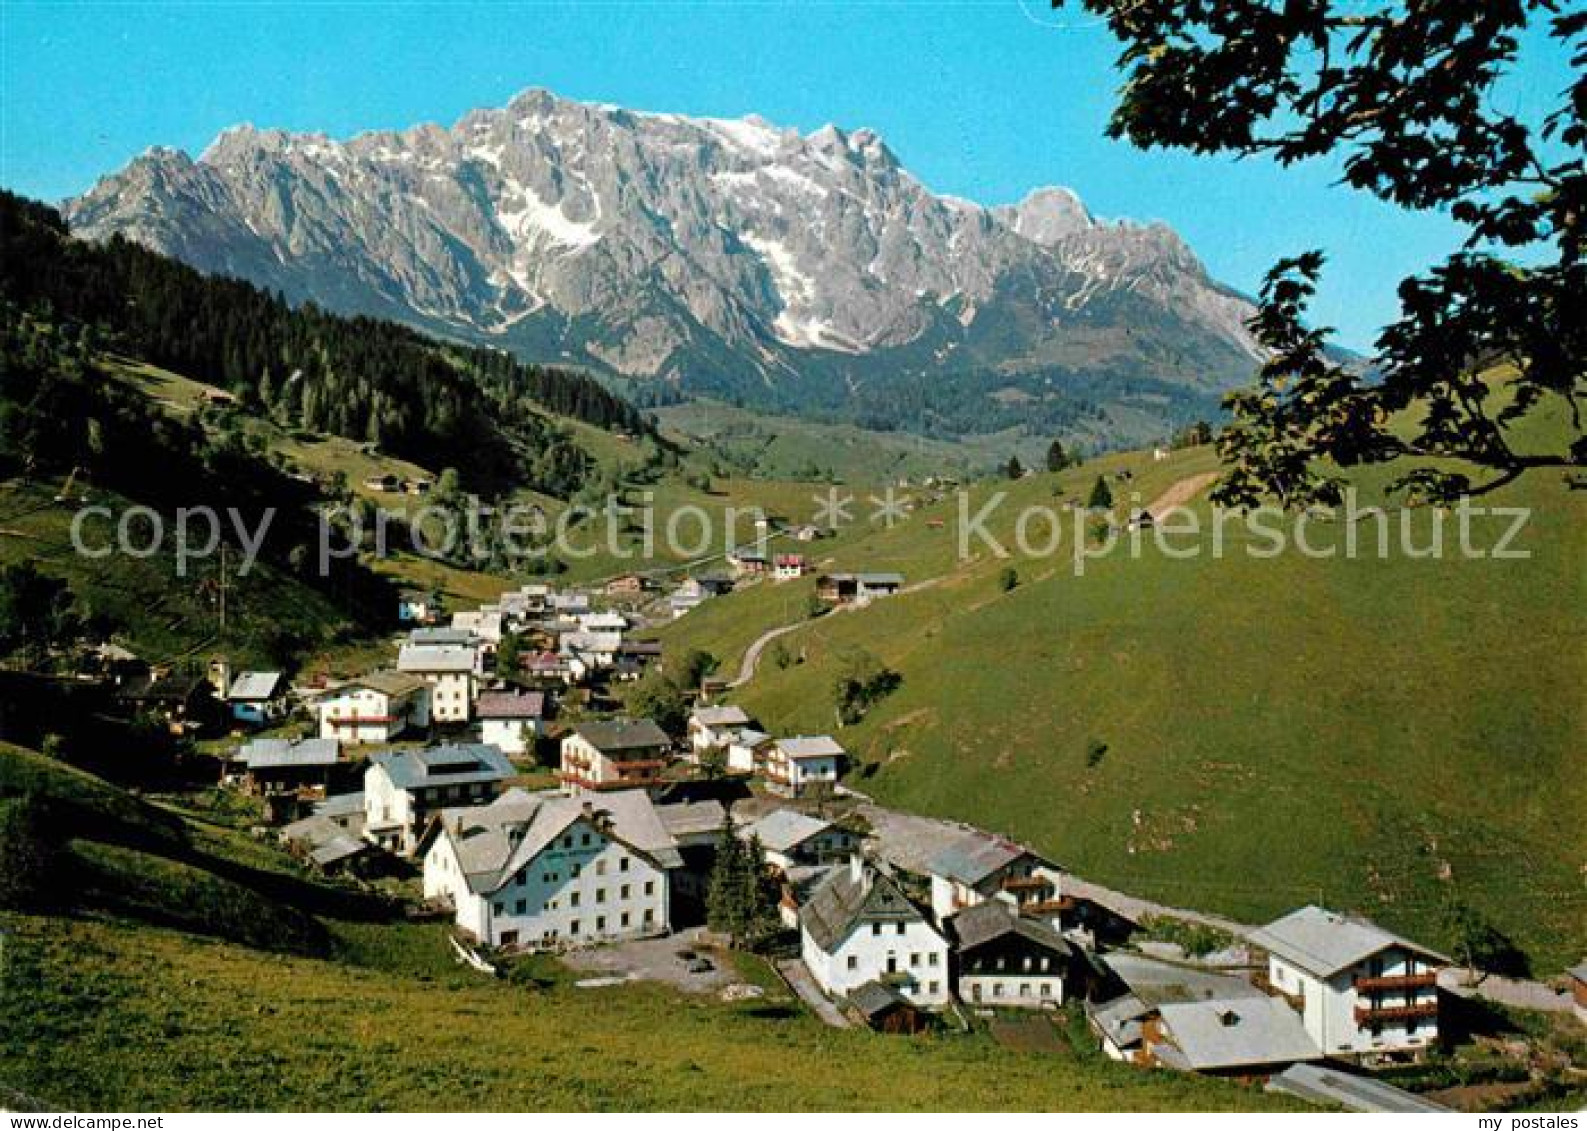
397,634,483,724
799,856,949,1008
742,810,858,871
421,788,681,949
686,704,753,755
923,830,1066,928
1249,905,1448,1059
364,743,514,855
762,735,846,796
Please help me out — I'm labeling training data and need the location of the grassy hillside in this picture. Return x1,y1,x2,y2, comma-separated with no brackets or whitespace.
660,423,1587,970
0,742,1292,1112
0,477,364,669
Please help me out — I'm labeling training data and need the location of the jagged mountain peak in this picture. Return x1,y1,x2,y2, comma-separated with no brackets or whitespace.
64,87,1262,407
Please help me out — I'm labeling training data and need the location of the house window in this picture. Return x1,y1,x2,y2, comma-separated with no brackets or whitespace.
596,916,607,932
596,861,607,876
993,984,1004,997
896,923,906,936
872,924,882,937
1022,956,1032,972
493,902,505,916
571,919,581,934
1041,984,1052,996
514,899,527,914
847,956,858,970
621,885,631,900
620,857,630,872
910,953,921,968
516,869,527,886
596,889,607,904
928,981,940,994
562,835,573,849
581,833,592,847
644,909,654,924
621,912,630,928
570,892,580,908
644,881,655,896
928,952,940,967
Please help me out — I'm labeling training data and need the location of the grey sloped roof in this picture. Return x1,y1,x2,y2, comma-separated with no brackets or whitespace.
948,899,1073,958
1249,905,1450,977
280,815,368,867
926,831,1033,886
800,862,934,953
328,669,425,698
1267,1064,1452,1113
371,744,513,790
744,809,835,854
408,627,477,646
691,705,751,729
475,690,546,719
657,799,728,839
1102,953,1267,1008
397,644,477,673
437,787,683,894
313,791,365,819
241,737,339,770
573,718,670,754
228,671,284,701
776,735,846,761
848,979,910,1019
1155,996,1321,1071
1088,993,1151,1049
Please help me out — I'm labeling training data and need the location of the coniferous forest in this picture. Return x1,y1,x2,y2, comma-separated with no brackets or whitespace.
0,190,650,496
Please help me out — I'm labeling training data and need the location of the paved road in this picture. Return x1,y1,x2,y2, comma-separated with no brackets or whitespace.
1437,969,1576,1014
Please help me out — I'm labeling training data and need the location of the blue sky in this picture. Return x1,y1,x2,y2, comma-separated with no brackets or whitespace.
0,2,1573,349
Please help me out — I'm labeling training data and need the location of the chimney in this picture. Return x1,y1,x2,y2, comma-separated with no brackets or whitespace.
848,853,865,887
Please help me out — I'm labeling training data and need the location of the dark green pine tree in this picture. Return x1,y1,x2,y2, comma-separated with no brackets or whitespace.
1087,475,1114,510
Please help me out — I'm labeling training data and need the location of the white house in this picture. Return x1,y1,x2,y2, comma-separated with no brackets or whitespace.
743,810,858,872
559,631,623,680
316,671,429,744
799,856,950,1008
577,611,629,634
726,728,774,774
686,705,752,756
397,640,480,724
474,689,547,756
763,735,846,796
363,743,515,855
923,832,1067,927
1249,906,1448,1059
559,718,673,794
948,899,1073,1009
421,788,682,950
227,670,288,726
451,608,504,645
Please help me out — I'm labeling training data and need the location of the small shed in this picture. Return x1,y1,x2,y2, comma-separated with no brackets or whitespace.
847,980,927,1034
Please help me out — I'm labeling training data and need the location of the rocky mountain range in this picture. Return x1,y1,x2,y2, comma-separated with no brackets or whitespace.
65,88,1264,438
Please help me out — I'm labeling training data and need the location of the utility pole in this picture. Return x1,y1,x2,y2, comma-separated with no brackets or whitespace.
218,542,229,638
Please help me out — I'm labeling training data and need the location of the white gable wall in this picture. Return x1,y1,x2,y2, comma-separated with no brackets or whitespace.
802,918,950,1006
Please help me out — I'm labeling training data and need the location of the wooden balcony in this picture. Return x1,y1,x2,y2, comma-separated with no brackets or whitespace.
1354,1001,1438,1025
1001,876,1054,893
1354,972,1438,993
